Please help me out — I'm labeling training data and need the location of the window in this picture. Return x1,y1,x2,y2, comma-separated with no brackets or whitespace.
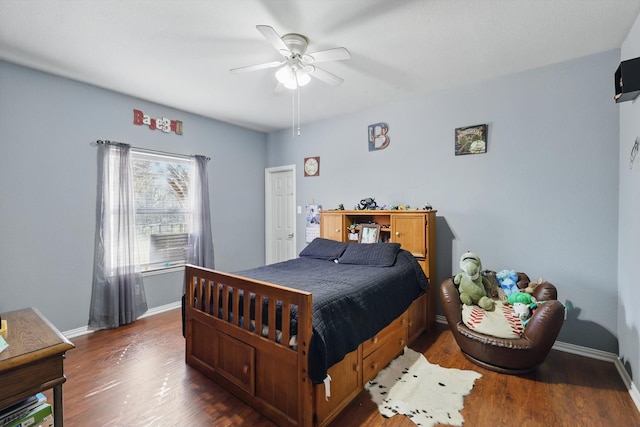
131,150,193,271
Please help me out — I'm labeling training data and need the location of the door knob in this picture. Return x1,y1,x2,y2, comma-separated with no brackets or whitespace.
288,233,294,238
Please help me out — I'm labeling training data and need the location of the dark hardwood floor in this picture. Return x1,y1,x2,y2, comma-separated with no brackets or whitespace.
48,308,640,426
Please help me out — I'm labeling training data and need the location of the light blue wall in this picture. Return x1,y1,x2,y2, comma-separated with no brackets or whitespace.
618,15,640,381
267,50,621,353
0,48,628,359
0,60,267,332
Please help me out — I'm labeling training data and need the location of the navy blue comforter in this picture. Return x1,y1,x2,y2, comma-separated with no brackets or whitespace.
234,249,428,384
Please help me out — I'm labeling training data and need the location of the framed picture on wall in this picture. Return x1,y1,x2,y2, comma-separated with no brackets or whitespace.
359,224,381,244
455,124,488,155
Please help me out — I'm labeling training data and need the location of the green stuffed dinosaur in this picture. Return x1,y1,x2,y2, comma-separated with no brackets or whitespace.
453,251,495,311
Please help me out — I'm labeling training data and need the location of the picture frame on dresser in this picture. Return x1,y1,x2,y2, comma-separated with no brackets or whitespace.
359,224,381,243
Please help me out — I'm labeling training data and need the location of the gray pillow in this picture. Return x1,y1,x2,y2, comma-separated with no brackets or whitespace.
299,238,348,261
337,243,401,267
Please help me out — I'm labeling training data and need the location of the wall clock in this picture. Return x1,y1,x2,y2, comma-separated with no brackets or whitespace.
304,156,320,177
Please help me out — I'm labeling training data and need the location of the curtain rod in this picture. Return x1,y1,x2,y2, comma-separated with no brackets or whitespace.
93,140,211,161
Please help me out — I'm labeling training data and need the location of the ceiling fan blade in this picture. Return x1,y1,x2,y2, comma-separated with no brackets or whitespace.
305,47,351,63
256,25,290,56
309,66,344,86
230,61,283,74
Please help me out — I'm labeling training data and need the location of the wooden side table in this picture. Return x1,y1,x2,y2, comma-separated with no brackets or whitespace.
0,307,74,426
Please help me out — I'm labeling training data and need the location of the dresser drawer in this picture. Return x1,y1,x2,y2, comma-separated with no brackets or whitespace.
362,325,408,383
363,313,408,357
215,331,255,395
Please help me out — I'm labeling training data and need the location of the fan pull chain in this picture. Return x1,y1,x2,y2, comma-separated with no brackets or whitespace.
297,88,301,136
291,86,302,137
292,88,295,138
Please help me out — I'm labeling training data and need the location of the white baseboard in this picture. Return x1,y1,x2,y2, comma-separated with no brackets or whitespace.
63,301,181,339
435,314,640,414
630,382,640,411
139,301,182,319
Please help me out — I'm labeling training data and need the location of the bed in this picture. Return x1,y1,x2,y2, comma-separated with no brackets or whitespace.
184,238,430,427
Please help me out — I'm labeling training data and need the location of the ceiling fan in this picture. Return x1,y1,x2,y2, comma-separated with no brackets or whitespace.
230,25,351,89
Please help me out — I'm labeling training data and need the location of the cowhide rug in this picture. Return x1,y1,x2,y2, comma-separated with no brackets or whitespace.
365,347,482,427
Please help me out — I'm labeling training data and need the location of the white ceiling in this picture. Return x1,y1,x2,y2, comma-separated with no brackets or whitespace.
1,0,639,133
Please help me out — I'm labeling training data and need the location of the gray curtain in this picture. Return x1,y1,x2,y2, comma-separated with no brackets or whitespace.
89,142,148,329
187,155,214,269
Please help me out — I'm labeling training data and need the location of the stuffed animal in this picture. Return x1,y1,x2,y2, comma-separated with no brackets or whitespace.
496,269,520,297
453,252,495,311
507,292,538,326
523,277,544,295
481,270,501,300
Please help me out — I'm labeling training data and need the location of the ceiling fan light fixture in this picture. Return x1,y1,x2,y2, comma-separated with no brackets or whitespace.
283,79,298,90
276,65,310,89
275,65,294,85
295,69,311,87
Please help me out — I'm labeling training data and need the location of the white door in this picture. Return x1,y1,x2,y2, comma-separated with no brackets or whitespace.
265,166,296,264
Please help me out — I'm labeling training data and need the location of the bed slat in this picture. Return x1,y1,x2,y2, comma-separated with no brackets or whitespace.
281,302,291,347
243,291,252,331
255,292,263,335
267,298,276,341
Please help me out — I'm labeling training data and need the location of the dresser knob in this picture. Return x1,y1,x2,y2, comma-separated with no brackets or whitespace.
395,231,400,236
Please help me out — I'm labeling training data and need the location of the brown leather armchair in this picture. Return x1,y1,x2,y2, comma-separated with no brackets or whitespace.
440,273,565,374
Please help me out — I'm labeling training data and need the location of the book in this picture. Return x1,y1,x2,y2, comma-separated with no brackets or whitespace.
0,335,7,354
4,403,52,427
0,319,6,340
28,415,52,427
0,394,46,427
35,415,52,427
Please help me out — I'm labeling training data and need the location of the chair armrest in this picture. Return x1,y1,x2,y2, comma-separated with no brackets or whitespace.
440,278,463,326
532,281,558,301
522,300,564,348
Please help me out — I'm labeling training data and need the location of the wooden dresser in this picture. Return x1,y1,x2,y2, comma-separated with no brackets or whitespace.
0,308,74,426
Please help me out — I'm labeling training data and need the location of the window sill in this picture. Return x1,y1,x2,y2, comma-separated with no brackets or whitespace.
140,265,185,277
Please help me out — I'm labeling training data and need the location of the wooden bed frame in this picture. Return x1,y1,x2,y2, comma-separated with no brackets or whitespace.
184,265,430,427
